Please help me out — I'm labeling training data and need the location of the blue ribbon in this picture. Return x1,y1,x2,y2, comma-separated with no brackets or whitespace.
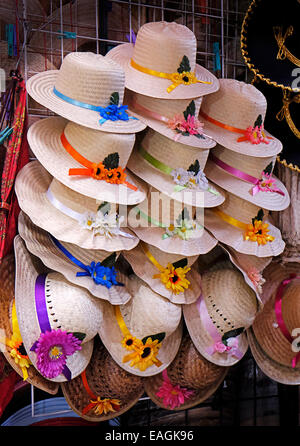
53,87,138,125
50,235,124,289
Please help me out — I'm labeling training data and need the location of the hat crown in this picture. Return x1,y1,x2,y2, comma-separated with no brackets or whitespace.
280,279,300,335
45,272,104,342
54,52,125,108
218,191,269,224
132,21,197,74
202,79,267,129
120,276,181,339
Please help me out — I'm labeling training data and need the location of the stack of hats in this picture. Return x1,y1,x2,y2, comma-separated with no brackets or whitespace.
0,19,294,422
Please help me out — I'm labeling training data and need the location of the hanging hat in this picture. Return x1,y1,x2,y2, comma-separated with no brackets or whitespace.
204,190,285,257
128,184,218,256
15,161,139,251
98,274,183,377
0,254,59,395
144,332,228,411
183,266,258,366
122,241,201,304
127,128,225,208
27,117,147,205
204,144,290,211
105,21,219,100
14,235,104,383
18,212,131,305
240,0,300,93
26,52,146,133
199,79,283,157
124,90,216,149
247,261,300,385
61,338,144,422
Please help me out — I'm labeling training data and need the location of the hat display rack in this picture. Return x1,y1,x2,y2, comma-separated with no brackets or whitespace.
0,0,298,427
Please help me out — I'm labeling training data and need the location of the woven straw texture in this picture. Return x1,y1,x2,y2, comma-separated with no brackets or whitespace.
0,253,59,395
18,211,131,304
15,161,139,251
14,235,103,382
200,79,282,157
183,267,258,366
26,52,146,133
98,275,183,377
61,339,144,422
144,332,228,410
105,21,219,99
27,116,147,205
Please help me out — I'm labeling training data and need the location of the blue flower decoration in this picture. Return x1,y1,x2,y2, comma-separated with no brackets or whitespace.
76,261,123,289
99,104,130,123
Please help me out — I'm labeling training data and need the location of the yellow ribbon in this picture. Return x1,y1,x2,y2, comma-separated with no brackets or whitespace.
130,59,211,93
213,209,248,231
115,306,132,338
141,243,166,273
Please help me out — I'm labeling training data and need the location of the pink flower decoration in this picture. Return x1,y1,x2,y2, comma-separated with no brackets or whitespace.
214,341,228,353
243,125,269,145
156,371,195,410
258,173,277,192
247,267,266,294
33,329,82,379
168,114,204,136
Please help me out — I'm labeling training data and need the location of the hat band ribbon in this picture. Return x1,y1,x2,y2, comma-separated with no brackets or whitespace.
138,145,219,195
60,132,138,191
199,111,273,144
53,87,138,125
275,274,300,368
212,209,248,231
114,305,163,371
49,235,124,289
210,153,285,196
80,369,121,416
130,59,211,93
196,293,244,359
30,274,72,381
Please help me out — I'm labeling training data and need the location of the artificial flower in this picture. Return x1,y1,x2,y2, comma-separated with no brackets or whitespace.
121,335,141,351
242,124,269,145
154,263,191,294
167,114,204,137
122,337,162,372
83,261,120,288
82,397,121,416
257,172,280,193
164,219,197,241
91,162,106,180
7,334,31,370
247,267,266,294
244,219,275,245
113,166,127,184
213,341,228,353
32,329,82,379
156,373,195,409
171,167,209,192
171,168,191,187
105,168,119,183
99,104,130,122
79,211,98,231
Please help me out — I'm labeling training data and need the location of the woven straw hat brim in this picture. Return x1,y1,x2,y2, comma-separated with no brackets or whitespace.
130,226,218,256
204,209,285,257
183,303,249,366
26,71,147,133
127,107,216,149
27,117,147,205
247,327,300,385
105,43,220,100
15,161,139,251
0,254,59,395
199,117,282,158
127,150,225,208
204,158,290,211
18,211,132,305
61,341,145,422
14,235,94,383
122,245,201,304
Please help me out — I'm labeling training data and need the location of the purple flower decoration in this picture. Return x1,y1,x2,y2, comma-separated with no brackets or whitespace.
31,329,83,379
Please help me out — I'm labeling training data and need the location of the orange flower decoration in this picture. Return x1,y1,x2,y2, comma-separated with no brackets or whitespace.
82,397,121,416
91,162,106,180
244,219,275,245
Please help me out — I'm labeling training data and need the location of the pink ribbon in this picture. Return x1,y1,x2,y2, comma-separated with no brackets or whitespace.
196,293,243,359
210,153,285,197
274,274,300,368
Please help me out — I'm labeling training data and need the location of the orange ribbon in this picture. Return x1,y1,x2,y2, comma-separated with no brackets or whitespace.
60,132,138,191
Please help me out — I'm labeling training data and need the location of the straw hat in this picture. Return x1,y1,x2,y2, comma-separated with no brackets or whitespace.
124,90,216,149
98,274,183,377
204,144,290,211
61,338,144,422
204,190,285,257
247,261,300,384
0,253,59,395
27,116,147,205
105,21,219,100
199,79,283,157
183,266,259,366
127,184,218,256
14,235,104,383
26,52,146,133
122,242,201,304
144,332,228,410
127,128,225,208
18,211,131,305
15,161,139,251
